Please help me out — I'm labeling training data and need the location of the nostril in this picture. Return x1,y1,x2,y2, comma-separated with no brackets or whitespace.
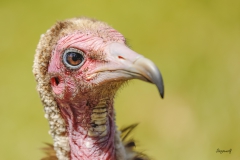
51,77,60,86
118,56,125,60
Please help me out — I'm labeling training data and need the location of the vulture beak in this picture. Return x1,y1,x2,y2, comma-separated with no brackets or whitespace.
130,56,164,98
109,43,164,98
88,42,164,98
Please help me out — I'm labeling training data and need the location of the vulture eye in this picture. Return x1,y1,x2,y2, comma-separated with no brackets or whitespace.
63,48,85,69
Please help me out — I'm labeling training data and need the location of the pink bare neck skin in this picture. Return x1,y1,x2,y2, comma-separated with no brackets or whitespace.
48,30,125,160
57,97,116,160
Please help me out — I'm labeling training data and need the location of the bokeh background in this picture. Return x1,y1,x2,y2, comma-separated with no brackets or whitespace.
0,0,239,159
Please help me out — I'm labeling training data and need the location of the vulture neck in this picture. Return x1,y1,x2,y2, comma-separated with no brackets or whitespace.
57,96,117,160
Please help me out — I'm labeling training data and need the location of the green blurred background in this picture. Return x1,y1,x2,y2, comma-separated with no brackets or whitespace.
0,0,239,159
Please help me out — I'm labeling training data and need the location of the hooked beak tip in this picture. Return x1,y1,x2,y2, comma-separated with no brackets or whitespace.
133,57,164,99
158,80,164,99
152,73,164,99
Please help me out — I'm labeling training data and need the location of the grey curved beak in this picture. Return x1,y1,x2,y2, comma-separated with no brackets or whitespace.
133,57,164,98
89,42,164,98
107,43,164,98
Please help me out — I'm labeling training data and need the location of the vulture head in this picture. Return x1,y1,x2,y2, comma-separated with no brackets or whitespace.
33,17,164,160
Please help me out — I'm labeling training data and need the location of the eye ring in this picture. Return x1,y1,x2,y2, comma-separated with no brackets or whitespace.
62,48,85,70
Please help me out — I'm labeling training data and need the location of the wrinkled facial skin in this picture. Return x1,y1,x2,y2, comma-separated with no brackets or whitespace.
48,30,125,101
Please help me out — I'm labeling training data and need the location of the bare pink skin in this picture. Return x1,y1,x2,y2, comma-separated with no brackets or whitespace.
48,30,125,160
57,99,115,160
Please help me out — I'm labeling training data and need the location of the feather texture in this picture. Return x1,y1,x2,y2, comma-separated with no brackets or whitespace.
41,124,150,160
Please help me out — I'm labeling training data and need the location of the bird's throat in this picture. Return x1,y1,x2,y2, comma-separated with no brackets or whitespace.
57,97,116,160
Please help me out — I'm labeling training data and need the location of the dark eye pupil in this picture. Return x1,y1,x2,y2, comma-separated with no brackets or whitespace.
70,53,80,61
66,52,83,66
